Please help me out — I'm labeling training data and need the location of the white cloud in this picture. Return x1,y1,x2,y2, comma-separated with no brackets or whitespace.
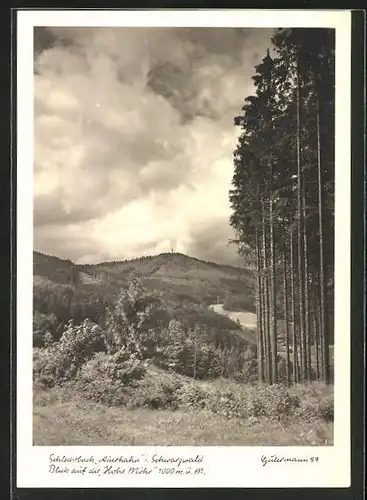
34,27,273,264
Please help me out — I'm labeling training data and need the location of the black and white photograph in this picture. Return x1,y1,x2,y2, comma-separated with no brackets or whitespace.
16,9,352,489
32,23,336,446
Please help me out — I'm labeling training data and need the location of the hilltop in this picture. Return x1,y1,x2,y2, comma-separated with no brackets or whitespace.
33,250,256,348
33,250,255,310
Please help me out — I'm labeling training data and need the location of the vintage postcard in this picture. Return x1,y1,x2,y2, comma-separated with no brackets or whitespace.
16,9,351,488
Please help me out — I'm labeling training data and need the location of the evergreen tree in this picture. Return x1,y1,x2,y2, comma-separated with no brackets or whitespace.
230,28,335,385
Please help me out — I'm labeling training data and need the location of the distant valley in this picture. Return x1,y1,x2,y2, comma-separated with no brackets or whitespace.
33,250,256,348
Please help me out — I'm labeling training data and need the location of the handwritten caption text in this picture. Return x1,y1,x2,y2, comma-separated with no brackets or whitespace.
48,453,206,477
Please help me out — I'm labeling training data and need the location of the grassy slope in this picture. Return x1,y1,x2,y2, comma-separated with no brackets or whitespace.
33,384,333,446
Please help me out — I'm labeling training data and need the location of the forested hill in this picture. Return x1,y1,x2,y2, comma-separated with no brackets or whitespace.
33,251,256,348
33,250,254,308
33,251,75,284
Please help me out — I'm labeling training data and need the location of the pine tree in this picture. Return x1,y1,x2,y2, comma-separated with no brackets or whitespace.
231,28,334,386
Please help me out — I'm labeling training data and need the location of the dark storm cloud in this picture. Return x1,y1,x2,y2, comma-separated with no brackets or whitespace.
34,27,56,55
146,61,221,123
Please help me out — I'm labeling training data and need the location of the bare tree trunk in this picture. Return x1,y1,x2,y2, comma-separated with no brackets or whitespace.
312,285,321,381
265,51,276,385
269,194,278,384
316,97,330,383
302,184,312,382
317,302,325,379
255,227,264,383
282,242,291,386
261,274,268,382
296,64,307,382
290,222,298,385
193,335,197,379
262,198,272,383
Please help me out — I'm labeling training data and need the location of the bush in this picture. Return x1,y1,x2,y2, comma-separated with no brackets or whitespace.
127,377,180,410
247,384,301,421
158,321,225,380
291,385,334,422
156,320,187,371
33,319,106,387
234,348,258,383
175,383,208,410
33,347,57,387
173,384,246,420
318,394,334,421
78,350,146,385
174,382,303,421
204,389,249,419
72,351,147,406
33,311,59,347
104,278,163,359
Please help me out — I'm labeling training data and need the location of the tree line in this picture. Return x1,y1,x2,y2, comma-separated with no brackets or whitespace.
34,277,261,383
230,28,335,385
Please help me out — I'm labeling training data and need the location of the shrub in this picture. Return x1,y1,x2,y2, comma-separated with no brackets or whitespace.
104,278,163,360
72,351,147,406
318,394,334,421
127,377,180,410
33,319,106,387
205,389,249,419
175,383,208,410
78,350,146,385
33,311,59,347
292,385,334,422
33,347,57,387
156,319,188,372
234,348,258,383
158,321,223,379
247,385,301,421
174,382,303,421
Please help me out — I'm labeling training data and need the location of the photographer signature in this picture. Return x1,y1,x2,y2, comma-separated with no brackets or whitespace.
261,455,319,467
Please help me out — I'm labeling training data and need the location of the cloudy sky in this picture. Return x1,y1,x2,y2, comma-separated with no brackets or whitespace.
34,26,274,265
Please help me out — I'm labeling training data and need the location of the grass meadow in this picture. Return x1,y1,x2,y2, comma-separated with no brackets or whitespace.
33,377,333,446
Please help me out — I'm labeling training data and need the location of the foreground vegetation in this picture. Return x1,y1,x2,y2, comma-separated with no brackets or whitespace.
33,377,333,446
33,275,333,446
